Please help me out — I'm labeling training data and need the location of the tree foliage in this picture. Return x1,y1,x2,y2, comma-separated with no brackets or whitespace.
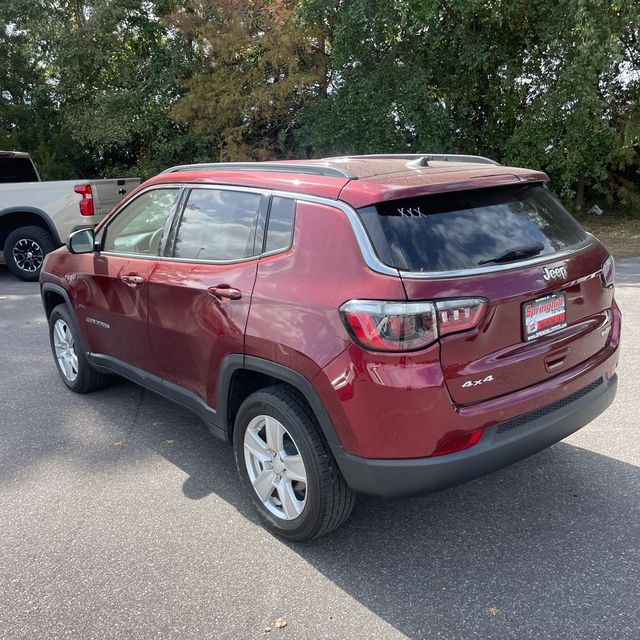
0,0,638,210
298,0,640,207
0,0,213,178
169,0,325,159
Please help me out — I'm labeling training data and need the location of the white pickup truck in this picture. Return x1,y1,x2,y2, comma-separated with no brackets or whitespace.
0,151,140,280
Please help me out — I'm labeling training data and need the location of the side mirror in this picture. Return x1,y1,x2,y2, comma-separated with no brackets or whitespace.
67,228,96,254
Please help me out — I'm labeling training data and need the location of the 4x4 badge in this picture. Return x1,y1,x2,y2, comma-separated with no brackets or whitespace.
462,375,494,388
543,266,568,281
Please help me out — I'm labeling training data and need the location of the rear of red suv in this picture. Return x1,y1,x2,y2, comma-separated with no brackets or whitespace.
314,172,619,499
40,155,619,541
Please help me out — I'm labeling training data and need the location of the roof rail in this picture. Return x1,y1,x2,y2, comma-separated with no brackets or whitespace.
161,162,357,179
340,153,500,166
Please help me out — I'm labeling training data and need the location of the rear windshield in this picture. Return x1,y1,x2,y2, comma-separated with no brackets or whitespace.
0,157,39,183
357,184,588,272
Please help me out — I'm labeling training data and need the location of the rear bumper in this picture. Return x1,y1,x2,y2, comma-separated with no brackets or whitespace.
335,373,617,498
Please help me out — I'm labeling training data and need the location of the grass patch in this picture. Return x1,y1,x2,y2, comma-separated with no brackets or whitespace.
575,212,640,258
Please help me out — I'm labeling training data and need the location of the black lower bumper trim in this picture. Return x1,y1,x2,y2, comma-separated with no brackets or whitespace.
335,374,618,499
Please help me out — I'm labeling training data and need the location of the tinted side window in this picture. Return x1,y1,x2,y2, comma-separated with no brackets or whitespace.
0,158,14,182
102,189,178,255
173,189,261,261
265,197,295,253
0,157,39,183
13,158,39,182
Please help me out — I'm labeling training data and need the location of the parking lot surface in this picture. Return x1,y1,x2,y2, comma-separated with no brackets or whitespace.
0,262,638,640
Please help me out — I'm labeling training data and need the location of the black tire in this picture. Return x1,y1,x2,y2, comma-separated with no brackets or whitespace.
48,304,110,393
233,385,355,541
4,225,57,281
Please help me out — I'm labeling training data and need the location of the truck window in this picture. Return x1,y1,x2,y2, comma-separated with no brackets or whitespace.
0,157,39,183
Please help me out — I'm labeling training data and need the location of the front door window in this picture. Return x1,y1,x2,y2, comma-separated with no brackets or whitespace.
102,188,178,256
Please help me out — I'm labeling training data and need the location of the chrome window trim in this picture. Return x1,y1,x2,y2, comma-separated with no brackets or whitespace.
101,183,272,265
99,181,596,277
98,251,264,266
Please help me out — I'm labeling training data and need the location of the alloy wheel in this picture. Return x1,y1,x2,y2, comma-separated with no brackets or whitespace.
243,415,308,520
13,238,44,273
53,319,79,382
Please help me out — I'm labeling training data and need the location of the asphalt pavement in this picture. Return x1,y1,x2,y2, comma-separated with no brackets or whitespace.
0,262,638,640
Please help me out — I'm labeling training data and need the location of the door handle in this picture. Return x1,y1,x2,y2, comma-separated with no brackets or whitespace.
121,274,145,287
208,284,242,301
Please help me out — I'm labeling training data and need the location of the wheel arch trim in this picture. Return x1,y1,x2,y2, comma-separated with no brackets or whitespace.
41,282,73,319
0,206,62,246
217,354,344,453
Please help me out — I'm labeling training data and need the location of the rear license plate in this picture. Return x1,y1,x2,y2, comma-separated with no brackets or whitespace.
522,292,567,342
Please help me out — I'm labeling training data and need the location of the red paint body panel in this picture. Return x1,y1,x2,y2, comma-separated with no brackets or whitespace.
338,166,548,209
245,200,404,383
146,259,258,406
316,302,620,458
315,343,447,457
61,253,156,371
402,241,614,404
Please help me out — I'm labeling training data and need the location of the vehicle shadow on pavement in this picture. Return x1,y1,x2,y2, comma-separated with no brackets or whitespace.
300,444,639,639
4,353,636,640
125,387,638,640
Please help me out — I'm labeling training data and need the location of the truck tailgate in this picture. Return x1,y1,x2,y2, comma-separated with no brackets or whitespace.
91,178,141,216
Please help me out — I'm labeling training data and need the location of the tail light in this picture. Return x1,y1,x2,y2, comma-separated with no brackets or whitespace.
436,299,487,336
74,184,94,216
340,298,487,352
340,300,437,351
601,255,615,288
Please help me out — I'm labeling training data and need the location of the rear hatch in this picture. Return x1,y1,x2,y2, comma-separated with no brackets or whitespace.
91,178,141,216
357,183,615,404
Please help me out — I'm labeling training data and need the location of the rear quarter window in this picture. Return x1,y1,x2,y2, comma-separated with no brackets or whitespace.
264,197,295,253
357,184,589,272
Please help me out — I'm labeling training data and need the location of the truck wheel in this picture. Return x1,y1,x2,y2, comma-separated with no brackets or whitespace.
233,385,356,541
4,226,57,281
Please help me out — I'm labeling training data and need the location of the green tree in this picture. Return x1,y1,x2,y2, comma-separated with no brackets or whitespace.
0,0,638,209
299,0,640,209
297,0,451,155
170,0,325,160
0,0,210,179
503,0,640,209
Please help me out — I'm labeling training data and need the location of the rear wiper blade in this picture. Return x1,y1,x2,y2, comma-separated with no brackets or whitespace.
478,242,545,265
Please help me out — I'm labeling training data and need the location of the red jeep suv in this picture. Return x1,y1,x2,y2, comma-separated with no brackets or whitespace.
40,154,620,540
